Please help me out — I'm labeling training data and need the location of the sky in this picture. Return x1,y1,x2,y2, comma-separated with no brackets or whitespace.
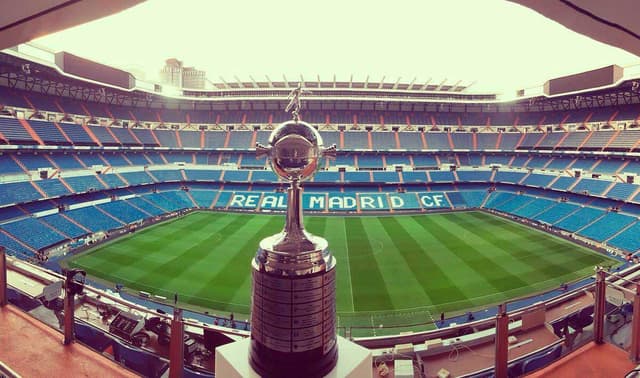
33,0,639,95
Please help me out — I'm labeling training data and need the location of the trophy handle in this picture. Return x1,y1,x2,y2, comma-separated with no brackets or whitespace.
255,143,271,159
322,144,337,159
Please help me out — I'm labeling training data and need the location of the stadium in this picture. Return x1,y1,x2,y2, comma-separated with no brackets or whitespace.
1,1,640,377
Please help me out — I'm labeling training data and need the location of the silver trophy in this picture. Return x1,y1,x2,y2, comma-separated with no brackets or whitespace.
249,86,338,377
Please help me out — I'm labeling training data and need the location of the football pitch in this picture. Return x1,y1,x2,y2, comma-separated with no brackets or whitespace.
66,210,617,335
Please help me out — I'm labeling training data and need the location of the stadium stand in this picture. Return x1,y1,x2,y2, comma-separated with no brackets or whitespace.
1,217,66,250
608,223,640,252
65,206,124,232
6,69,640,378
40,213,89,239
555,207,605,232
0,182,43,205
578,213,636,242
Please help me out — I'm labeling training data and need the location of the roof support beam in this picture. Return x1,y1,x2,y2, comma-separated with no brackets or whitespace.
392,77,402,90
265,75,274,88
408,77,417,90
449,80,462,91
435,78,448,91
248,75,258,88
218,76,230,89
420,78,433,90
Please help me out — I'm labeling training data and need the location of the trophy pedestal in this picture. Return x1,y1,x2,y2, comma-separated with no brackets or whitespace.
215,336,372,378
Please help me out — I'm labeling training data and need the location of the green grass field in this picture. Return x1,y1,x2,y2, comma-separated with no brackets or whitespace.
66,210,618,336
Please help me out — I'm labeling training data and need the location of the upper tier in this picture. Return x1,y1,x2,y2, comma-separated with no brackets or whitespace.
1,86,639,129
1,116,639,153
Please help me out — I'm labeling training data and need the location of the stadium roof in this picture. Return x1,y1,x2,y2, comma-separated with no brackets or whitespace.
512,0,640,57
26,0,639,96
0,0,142,51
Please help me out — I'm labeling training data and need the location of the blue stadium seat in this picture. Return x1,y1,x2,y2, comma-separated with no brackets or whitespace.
40,213,88,239
0,117,35,144
343,132,369,149
65,206,124,232
127,197,165,216
97,201,150,224
223,170,250,182
521,344,563,375
357,155,383,169
35,179,72,198
533,202,579,224
29,120,69,145
63,175,106,193
184,170,222,181
494,171,526,184
555,207,605,232
113,339,169,378
550,176,576,191
314,171,341,183
74,321,112,352
120,171,154,186
50,153,85,169
402,171,427,183
0,181,42,206
429,171,455,183
190,190,218,208
397,132,423,150
1,217,66,250
343,171,371,183
571,178,611,196
372,171,399,183
425,133,450,150
605,182,637,201
511,198,556,219
371,132,396,149
579,213,636,242
456,170,492,182
150,170,184,182
226,131,252,149
522,173,555,188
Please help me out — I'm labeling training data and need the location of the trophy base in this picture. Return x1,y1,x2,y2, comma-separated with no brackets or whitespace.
215,336,372,378
249,236,338,378
250,339,338,378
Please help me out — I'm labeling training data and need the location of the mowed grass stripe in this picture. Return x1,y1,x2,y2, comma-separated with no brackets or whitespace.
71,213,221,279
465,212,605,276
460,212,608,287
132,214,251,290
395,217,503,304
441,212,562,285
307,217,355,313
345,217,394,311
413,215,530,293
361,217,432,310
188,216,283,311
371,218,441,305
154,214,279,310
105,213,240,284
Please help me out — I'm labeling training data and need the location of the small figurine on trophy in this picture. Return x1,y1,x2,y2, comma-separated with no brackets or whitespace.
283,83,312,122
